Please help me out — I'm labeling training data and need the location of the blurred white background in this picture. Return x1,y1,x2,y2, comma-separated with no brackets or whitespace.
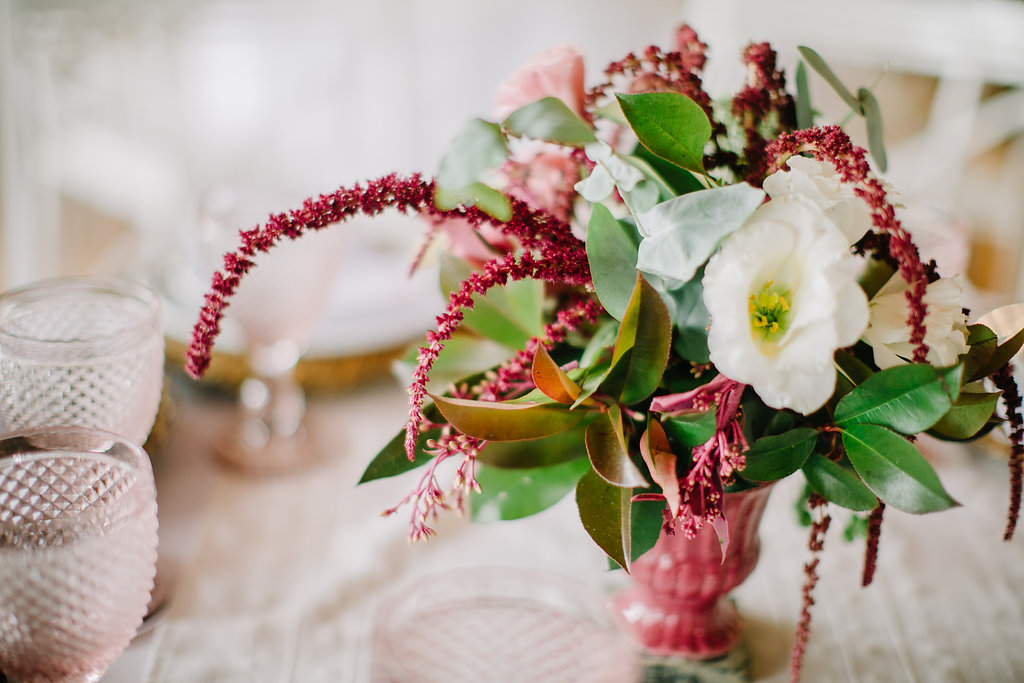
2,0,1024,353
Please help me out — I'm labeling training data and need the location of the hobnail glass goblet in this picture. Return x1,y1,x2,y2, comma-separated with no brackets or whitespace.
0,426,159,683
0,277,164,445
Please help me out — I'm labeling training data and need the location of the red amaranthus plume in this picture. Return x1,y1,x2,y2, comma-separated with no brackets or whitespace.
791,493,831,682
184,173,592,460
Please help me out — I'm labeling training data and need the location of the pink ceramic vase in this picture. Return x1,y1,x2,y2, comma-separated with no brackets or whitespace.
614,484,774,659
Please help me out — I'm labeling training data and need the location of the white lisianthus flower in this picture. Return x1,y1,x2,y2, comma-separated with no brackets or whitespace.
762,156,873,244
703,196,869,414
863,273,969,369
573,141,643,202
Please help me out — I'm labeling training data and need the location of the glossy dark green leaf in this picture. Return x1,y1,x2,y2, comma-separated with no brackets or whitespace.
585,407,649,488
842,423,958,514
928,390,1002,441
476,427,587,469
586,203,640,321
502,97,597,146
360,403,447,483
439,254,543,349
742,428,818,481
576,468,633,570
858,87,887,172
834,349,874,387
604,274,671,405
615,92,711,173
431,393,585,441
662,409,718,449
471,457,591,521
630,498,666,562
797,46,859,111
834,364,961,434
801,452,879,511
968,325,1024,382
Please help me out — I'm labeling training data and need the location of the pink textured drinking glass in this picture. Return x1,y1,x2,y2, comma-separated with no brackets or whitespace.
0,277,164,445
0,426,159,683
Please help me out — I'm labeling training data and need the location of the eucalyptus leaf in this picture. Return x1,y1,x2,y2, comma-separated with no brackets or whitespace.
858,87,888,172
801,453,879,511
636,183,765,287
842,423,958,514
615,92,711,173
502,97,597,146
586,203,640,321
834,363,961,434
435,118,508,190
576,468,633,570
797,46,860,111
471,458,591,522
795,60,813,130
742,428,818,481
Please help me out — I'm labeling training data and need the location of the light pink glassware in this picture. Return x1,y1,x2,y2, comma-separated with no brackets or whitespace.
614,484,774,659
0,427,159,683
370,567,641,683
0,277,164,446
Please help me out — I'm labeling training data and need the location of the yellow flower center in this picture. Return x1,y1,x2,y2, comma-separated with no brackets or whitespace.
749,281,791,340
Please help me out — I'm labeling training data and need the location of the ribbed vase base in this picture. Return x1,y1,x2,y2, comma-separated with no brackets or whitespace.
640,640,749,683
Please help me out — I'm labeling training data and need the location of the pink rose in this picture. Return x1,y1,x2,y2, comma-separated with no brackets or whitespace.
493,44,586,121
438,217,517,266
501,150,578,222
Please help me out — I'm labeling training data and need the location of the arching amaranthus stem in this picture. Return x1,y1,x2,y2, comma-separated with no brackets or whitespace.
861,501,885,586
791,493,831,683
993,364,1024,540
184,173,591,460
766,126,929,363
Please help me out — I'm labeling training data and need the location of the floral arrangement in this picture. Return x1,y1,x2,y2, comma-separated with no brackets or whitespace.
186,26,1024,680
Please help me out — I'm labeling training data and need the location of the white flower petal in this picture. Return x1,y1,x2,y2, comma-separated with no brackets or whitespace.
574,165,614,202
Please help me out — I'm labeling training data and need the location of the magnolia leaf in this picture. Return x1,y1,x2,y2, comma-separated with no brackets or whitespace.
662,409,718,449
929,389,1002,441
532,345,581,405
576,468,634,570
834,364,961,434
802,453,879,511
440,254,543,348
967,324,1024,382
471,458,591,522
615,92,711,174
795,60,813,130
741,428,818,481
797,46,860,111
502,97,597,147
636,183,765,287
858,87,888,172
639,420,680,516
586,203,640,321
431,393,585,441
842,423,958,514
585,407,649,488
603,273,671,405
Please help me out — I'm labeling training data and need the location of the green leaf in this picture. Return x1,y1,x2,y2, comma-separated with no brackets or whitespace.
603,274,671,405
395,332,514,394
502,96,597,147
630,142,705,198
842,424,959,514
662,410,718,449
585,407,649,488
858,87,887,173
795,60,813,130
532,345,582,405
431,393,586,441
576,468,633,570
834,364,961,434
434,183,512,222
668,270,710,363
440,254,543,348
797,46,859,111
630,498,666,562
968,324,1024,382
476,427,587,469
615,92,711,173
801,452,879,511
742,428,818,481
636,182,765,286
436,118,508,188
586,203,640,321
471,457,591,521
834,349,875,387
929,389,1002,441
360,403,446,483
